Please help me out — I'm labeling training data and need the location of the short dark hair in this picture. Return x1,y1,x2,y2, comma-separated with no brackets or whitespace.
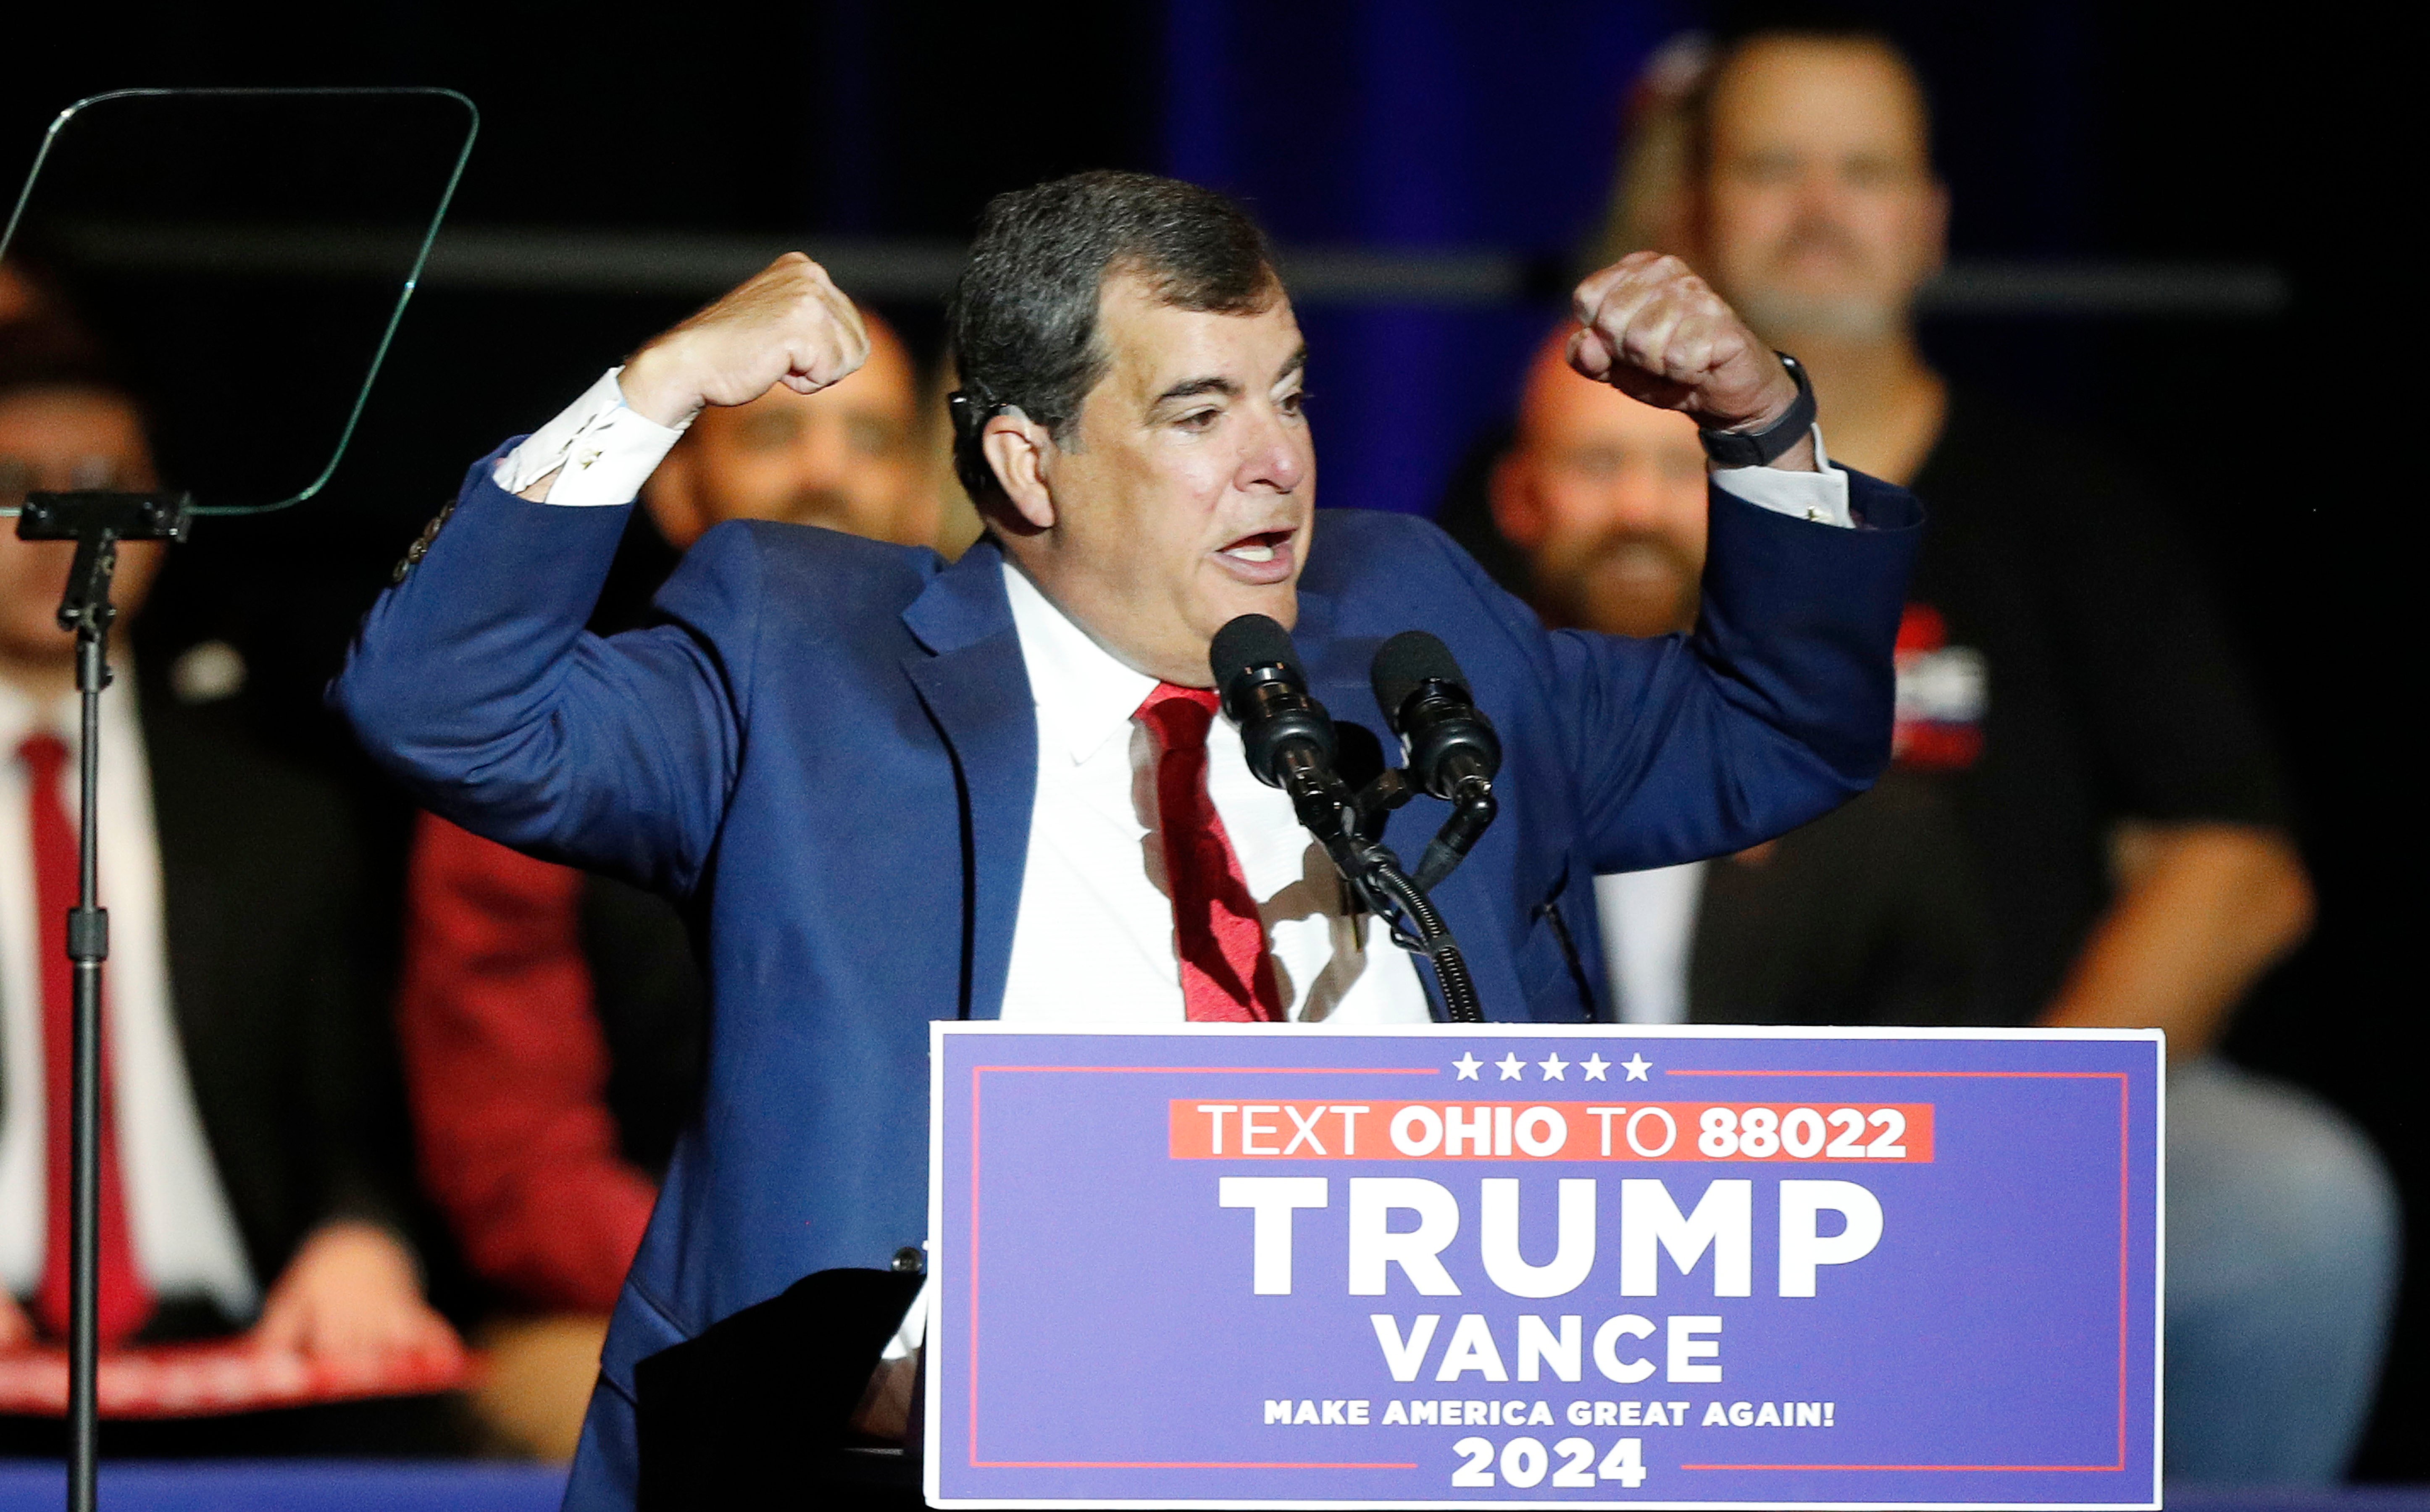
946,170,1282,506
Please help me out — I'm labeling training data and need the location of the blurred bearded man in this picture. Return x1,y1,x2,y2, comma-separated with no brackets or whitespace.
1480,322,1983,1035
337,170,1919,1508
1489,323,1709,638
640,306,932,551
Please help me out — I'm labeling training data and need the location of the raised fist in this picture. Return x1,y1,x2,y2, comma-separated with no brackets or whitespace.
618,254,870,427
1567,252,1802,440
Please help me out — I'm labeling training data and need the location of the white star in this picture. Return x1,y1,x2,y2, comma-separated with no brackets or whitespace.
1496,1053,1526,1081
1622,1053,1652,1082
1453,1053,1481,1081
1538,1053,1569,1081
1581,1053,1611,1082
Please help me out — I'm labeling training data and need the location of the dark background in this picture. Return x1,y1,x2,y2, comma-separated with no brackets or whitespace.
7,0,2412,1475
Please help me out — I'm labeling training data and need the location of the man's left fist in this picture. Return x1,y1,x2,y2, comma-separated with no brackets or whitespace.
1568,252,1800,437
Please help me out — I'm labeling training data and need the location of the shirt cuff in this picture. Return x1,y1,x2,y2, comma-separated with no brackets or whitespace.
1709,424,1853,528
492,367,692,507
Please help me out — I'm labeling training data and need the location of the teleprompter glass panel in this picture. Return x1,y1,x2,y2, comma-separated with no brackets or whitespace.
1,88,476,515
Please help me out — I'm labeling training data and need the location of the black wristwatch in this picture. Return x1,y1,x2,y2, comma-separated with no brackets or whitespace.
1698,352,1817,468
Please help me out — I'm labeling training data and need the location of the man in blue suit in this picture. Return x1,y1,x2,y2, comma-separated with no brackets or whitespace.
336,171,1916,1507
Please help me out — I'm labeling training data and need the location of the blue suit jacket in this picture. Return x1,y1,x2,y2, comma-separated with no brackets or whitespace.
336,446,1919,1508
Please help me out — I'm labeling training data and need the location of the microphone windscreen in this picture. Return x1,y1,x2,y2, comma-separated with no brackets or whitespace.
1210,613,1300,690
1370,630,1466,732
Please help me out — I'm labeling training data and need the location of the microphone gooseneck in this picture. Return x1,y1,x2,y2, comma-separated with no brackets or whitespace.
1370,631,1501,892
1209,614,1482,1023
1362,865,1484,1024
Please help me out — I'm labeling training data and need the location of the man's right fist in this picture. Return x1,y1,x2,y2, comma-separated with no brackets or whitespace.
1567,251,1801,439
618,254,870,427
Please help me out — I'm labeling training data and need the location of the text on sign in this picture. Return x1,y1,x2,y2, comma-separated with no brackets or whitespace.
1170,1101,1934,1163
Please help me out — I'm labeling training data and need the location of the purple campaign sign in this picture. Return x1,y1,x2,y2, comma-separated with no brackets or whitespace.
924,1024,2161,1509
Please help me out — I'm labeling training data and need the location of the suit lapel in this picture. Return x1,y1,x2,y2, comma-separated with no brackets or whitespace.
901,541,1036,1021
1291,591,1360,715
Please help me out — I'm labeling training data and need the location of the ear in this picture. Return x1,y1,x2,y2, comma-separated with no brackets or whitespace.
642,444,709,552
981,408,1058,532
1489,451,1549,550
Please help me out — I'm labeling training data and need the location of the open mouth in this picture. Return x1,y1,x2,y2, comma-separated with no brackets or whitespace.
1214,528,1297,584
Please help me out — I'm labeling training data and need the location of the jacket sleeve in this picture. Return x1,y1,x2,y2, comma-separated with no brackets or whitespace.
1564,472,1920,872
1415,470,1920,875
396,813,658,1314
333,446,761,896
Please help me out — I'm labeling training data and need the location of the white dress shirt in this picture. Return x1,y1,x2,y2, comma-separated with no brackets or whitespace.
495,372,1856,1026
0,675,260,1318
995,563,1431,1023
492,367,691,507
1595,864,1707,1024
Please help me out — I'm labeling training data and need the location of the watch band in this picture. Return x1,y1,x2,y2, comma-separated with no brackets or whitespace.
1698,352,1816,468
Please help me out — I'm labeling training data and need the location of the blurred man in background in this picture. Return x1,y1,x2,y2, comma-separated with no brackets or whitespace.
1489,326,1708,640
1484,327,1986,1030
1460,21,2394,1484
635,309,939,553
398,307,954,1460
0,320,460,1452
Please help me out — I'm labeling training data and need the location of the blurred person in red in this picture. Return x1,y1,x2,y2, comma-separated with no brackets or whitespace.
1457,19,2393,1485
0,323,460,1451
399,307,943,1460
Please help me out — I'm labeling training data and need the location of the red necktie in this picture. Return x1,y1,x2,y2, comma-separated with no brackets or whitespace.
18,733,153,1348
1136,685,1284,1023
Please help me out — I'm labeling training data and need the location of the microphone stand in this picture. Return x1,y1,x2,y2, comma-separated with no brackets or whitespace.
1268,753,1485,1024
14,489,194,1512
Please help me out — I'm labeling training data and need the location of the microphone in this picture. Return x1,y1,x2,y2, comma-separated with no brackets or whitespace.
1370,631,1501,798
1370,631,1500,891
1211,614,1338,790
1209,614,1487,1025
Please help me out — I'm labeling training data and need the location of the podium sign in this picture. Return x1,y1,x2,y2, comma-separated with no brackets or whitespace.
925,1024,2161,1509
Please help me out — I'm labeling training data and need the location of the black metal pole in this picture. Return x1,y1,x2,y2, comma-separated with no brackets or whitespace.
17,492,191,1512
66,617,108,1512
